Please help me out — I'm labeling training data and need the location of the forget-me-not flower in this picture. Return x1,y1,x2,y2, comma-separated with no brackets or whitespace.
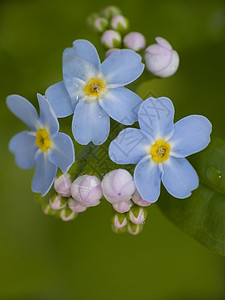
109,97,212,202
7,94,75,196
45,39,144,145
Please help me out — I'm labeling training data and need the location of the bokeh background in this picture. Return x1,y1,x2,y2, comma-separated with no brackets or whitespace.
1,0,225,299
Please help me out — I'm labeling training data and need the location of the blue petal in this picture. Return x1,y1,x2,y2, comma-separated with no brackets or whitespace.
109,128,153,164
72,100,110,145
99,87,143,125
99,49,144,86
169,115,212,157
63,77,85,107
7,95,38,131
45,81,74,118
162,157,199,198
48,132,75,173
72,39,101,68
138,97,175,140
37,94,59,136
63,48,97,81
9,131,38,169
32,151,57,196
134,156,161,203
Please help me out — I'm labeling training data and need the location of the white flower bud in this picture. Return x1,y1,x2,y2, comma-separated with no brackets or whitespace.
54,173,72,197
132,190,151,207
123,32,146,52
68,198,87,213
101,169,136,204
49,194,68,210
128,205,148,225
101,30,122,49
113,200,133,213
110,15,129,33
127,222,143,235
112,213,127,229
71,175,102,207
93,17,108,33
145,37,179,78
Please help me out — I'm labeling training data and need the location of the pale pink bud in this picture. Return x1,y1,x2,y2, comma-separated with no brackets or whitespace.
101,169,136,204
105,48,120,57
103,6,121,19
93,17,108,33
68,198,87,213
145,37,179,78
54,173,72,197
60,207,77,222
49,194,67,210
128,205,148,225
71,175,102,207
127,222,143,235
132,190,151,207
113,200,133,213
123,32,146,52
110,15,129,33
112,213,127,229
101,30,122,49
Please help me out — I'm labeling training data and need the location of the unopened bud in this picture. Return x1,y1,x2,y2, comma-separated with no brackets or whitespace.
110,15,129,33
123,32,146,52
101,169,136,204
132,190,151,207
113,200,133,213
145,37,179,78
54,173,72,197
71,175,102,207
49,194,68,210
105,48,120,57
127,222,143,235
42,202,56,215
103,6,122,19
68,198,87,213
87,13,99,27
128,205,148,225
112,212,127,229
60,206,77,222
112,225,127,234
101,30,122,49
93,17,108,33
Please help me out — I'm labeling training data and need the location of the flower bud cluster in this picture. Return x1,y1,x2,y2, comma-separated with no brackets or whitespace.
88,6,179,78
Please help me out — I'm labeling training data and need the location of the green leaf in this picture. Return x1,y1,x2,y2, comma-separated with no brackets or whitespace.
158,137,225,256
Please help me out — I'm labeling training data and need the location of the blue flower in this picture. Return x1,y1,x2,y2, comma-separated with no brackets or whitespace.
109,97,212,202
7,94,75,196
45,39,144,145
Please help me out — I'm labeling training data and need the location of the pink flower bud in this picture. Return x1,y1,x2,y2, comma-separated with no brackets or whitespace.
49,194,68,210
68,198,87,213
145,37,179,78
101,30,122,49
103,6,122,19
123,32,146,52
132,190,151,207
93,17,108,33
128,205,148,225
54,173,72,197
113,200,133,213
101,169,136,204
127,222,143,235
105,48,120,57
71,175,102,207
60,207,77,222
110,15,129,33
112,213,127,229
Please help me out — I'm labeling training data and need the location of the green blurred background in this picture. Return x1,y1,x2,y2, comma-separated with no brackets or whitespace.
1,0,225,299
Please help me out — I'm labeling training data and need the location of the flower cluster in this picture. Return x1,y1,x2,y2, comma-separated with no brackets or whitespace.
7,5,212,235
88,6,179,78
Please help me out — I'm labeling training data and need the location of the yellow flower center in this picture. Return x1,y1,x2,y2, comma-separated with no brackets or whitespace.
83,78,105,98
150,140,170,163
36,129,51,151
